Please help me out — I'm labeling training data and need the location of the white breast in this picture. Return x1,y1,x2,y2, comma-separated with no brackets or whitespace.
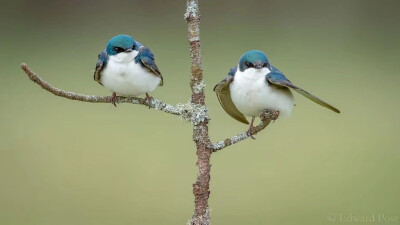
229,67,294,117
101,51,161,97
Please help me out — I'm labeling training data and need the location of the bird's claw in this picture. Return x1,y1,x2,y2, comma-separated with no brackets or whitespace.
248,130,256,140
248,117,256,140
272,111,280,122
144,93,153,109
261,110,280,122
109,92,118,107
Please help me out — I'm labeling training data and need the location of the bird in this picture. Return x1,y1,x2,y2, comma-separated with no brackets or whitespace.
94,34,163,106
214,50,340,138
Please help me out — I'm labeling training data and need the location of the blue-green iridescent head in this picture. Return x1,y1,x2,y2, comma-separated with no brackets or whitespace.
238,50,271,72
106,35,138,56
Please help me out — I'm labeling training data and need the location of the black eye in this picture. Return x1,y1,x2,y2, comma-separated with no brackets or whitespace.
114,47,124,53
132,45,136,50
263,62,268,67
246,62,253,67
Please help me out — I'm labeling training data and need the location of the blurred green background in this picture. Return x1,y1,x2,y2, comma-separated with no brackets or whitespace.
1,0,399,224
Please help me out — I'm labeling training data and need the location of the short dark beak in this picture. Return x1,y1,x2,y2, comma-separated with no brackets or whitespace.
255,61,263,69
125,48,133,53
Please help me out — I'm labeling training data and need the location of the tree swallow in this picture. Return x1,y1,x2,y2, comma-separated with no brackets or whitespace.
214,50,340,137
94,34,163,106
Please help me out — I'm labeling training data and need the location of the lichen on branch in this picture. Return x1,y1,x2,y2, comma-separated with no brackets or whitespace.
20,63,182,116
210,110,280,152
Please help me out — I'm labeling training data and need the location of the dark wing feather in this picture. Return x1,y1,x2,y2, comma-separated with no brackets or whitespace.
266,71,340,113
94,50,108,85
136,46,163,86
213,67,249,124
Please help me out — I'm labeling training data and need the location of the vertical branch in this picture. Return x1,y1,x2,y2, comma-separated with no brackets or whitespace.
185,1,212,224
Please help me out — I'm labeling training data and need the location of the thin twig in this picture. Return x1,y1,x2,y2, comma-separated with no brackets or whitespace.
20,63,182,116
210,110,280,152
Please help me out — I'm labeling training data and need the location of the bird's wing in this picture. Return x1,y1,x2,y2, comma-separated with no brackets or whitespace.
94,50,108,85
213,66,249,124
266,70,340,113
136,46,163,86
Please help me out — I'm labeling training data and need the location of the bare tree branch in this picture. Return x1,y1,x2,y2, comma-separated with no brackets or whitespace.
20,63,183,116
20,1,278,224
210,110,280,152
185,1,212,225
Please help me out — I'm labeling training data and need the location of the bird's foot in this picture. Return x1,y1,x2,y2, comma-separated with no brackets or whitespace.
248,127,256,140
247,117,256,140
144,93,153,109
261,110,280,123
272,111,280,122
108,92,118,107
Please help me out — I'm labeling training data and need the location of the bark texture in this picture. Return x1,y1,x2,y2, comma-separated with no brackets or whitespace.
185,1,212,224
